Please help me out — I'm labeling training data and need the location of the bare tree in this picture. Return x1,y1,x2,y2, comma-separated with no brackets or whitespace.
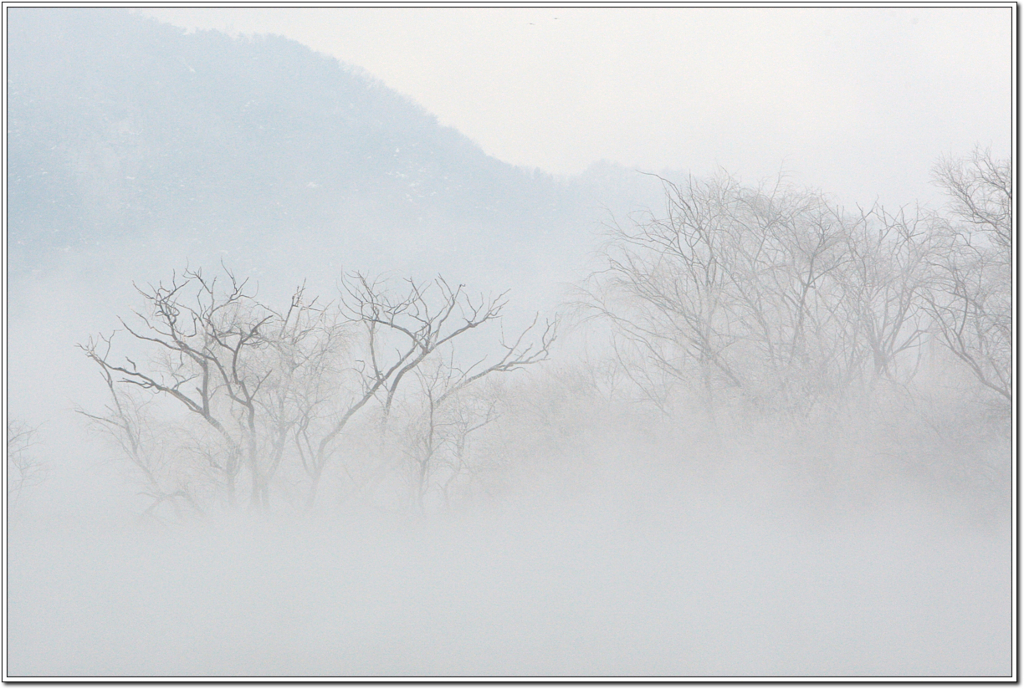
933,148,1011,252
81,266,555,516
7,420,47,515
437,385,502,510
925,150,1011,402
395,318,554,514
78,334,206,519
288,273,499,508
256,285,346,510
581,174,746,421
306,273,555,511
584,173,867,420
723,179,853,412
80,266,313,513
837,203,935,388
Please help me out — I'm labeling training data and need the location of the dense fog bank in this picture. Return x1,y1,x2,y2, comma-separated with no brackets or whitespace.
7,465,1010,677
8,176,1012,678
5,8,1012,679
7,155,1012,677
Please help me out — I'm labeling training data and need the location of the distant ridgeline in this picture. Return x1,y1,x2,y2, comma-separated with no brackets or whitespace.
6,8,664,285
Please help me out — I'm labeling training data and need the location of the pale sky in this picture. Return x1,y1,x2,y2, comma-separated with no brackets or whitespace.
138,6,1012,208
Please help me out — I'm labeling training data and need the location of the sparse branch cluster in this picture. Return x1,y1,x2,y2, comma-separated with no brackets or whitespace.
585,152,1010,427
7,420,47,513
80,268,554,518
74,150,1008,522
924,151,1012,402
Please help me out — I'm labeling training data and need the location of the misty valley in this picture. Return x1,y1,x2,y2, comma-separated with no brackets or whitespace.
5,8,1012,679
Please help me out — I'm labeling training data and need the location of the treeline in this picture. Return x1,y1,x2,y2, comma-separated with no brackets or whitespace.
581,149,1010,507
585,149,1010,411
62,149,1010,520
75,270,554,517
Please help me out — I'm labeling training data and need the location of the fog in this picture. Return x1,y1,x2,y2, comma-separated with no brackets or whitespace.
7,486,1011,677
5,7,1013,680
139,6,1012,210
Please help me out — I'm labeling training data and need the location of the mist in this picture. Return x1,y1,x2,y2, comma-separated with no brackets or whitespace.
5,7,1013,680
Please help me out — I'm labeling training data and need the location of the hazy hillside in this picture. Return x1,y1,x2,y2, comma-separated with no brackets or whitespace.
7,8,665,296
4,5,665,485
6,9,1009,680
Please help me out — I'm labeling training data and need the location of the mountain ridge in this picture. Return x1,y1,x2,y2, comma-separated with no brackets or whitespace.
7,8,670,305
